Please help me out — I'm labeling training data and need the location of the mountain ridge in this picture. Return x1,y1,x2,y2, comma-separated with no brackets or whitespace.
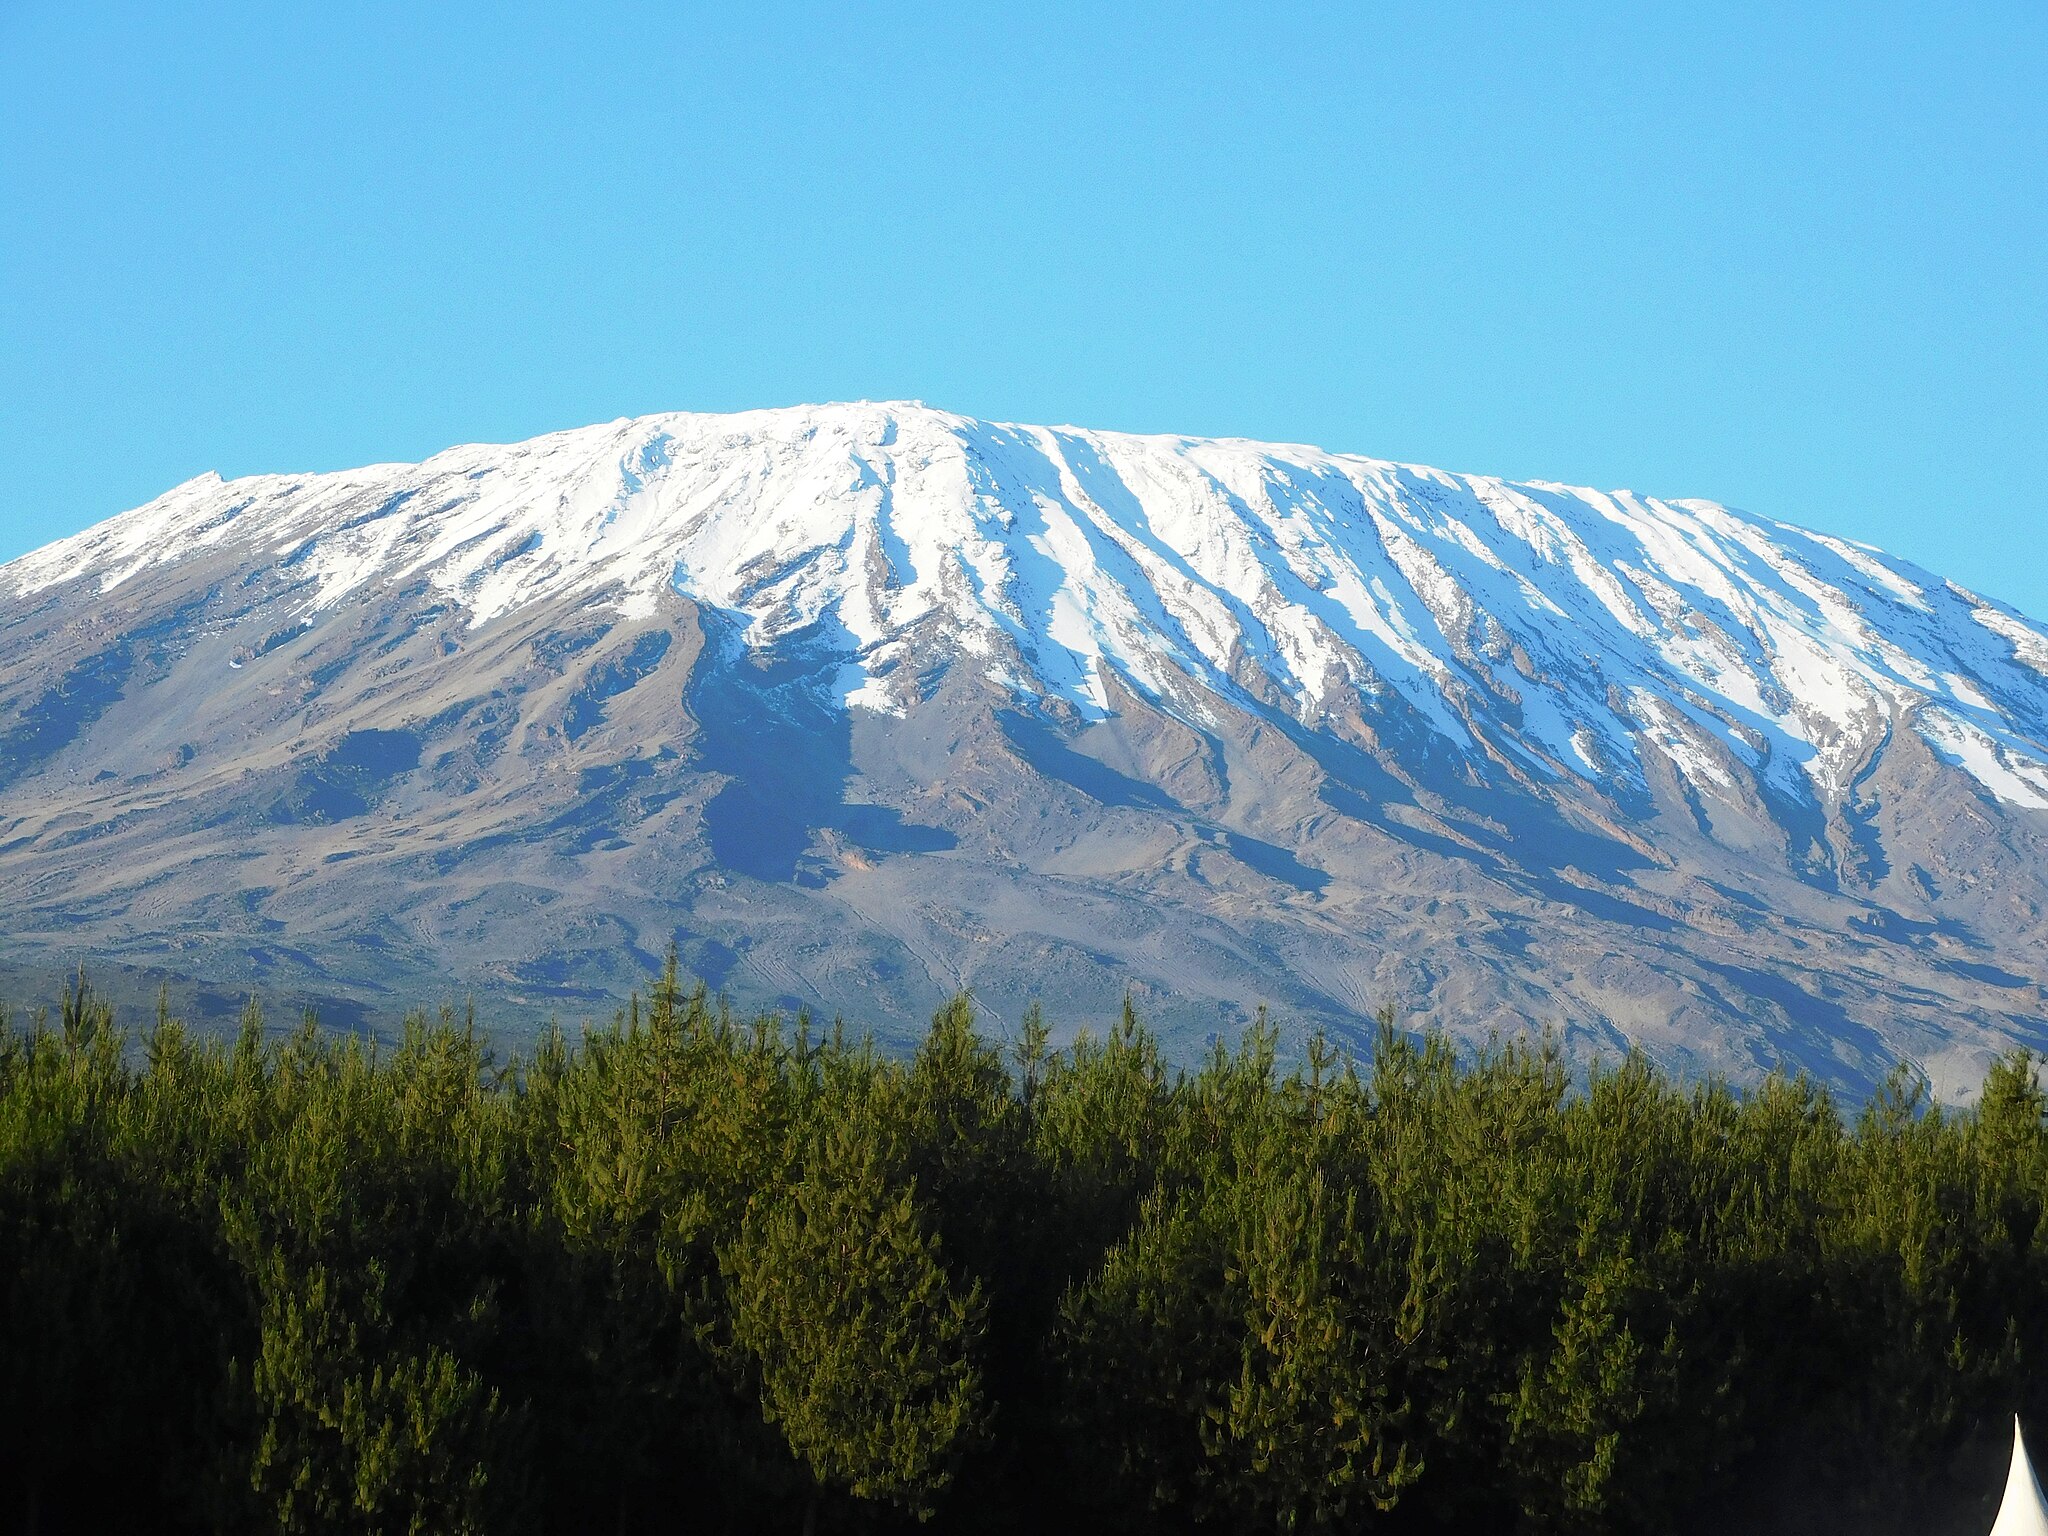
2,402,2045,1094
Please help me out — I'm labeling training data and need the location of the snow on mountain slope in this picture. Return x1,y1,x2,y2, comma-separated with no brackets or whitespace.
4,402,2047,1092
13,401,2046,813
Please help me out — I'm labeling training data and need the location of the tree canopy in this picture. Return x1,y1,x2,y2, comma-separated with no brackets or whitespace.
1,968,2043,1534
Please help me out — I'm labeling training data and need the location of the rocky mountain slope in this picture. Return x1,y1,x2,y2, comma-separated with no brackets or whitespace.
4,402,2046,1093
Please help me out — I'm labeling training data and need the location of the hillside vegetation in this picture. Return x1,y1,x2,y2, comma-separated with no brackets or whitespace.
2,966,2044,1534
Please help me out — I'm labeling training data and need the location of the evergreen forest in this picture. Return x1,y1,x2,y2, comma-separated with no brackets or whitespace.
3,965,2045,1535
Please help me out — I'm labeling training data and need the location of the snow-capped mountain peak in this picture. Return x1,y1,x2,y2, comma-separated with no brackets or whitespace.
6,402,2048,1092
13,401,2047,811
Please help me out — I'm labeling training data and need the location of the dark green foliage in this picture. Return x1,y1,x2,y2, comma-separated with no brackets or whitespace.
1,972,2044,1534
725,1104,985,1519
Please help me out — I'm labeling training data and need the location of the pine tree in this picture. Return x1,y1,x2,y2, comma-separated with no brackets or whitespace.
725,1108,987,1528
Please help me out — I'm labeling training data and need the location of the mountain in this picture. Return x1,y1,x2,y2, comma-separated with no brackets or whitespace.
3,402,2046,1093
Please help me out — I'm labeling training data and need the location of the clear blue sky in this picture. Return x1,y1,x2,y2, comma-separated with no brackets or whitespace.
4,3,2044,615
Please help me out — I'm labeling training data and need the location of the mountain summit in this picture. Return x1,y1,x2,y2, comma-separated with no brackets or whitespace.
4,403,2045,1091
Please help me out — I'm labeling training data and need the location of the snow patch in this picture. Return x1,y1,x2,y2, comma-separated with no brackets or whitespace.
1918,708,2048,811
1975,605,2048,676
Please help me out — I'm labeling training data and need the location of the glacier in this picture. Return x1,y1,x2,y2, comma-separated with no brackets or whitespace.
14,401,2045,812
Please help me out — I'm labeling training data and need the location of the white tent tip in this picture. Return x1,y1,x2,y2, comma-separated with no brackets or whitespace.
1989,1415,2048,1536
